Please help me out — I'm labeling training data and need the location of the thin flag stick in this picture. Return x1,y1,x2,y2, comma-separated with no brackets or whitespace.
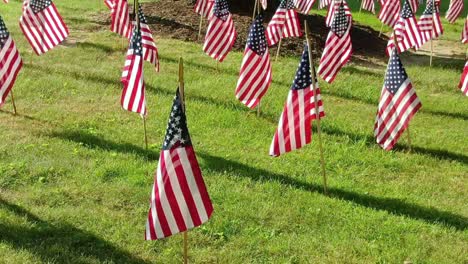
275,38,282,61
252,0,258,19
359,0,363,13
178,57,188,264
10,91,17,115
392,31,412,151
197,16,204,41
379,22,384,37
429,0,435,67
143,117,149,150
305,21,328,195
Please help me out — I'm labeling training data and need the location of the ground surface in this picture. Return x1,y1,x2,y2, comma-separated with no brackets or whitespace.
0,0,467,263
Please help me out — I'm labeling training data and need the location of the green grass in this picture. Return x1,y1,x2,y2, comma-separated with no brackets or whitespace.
0,0,467,263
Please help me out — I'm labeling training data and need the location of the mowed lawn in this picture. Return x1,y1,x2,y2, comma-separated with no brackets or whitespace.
0,0,467,263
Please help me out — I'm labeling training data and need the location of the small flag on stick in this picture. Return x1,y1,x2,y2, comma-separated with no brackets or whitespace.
446,0,463,24
110,0,132,38
266,0,302,46
459,62,468,96
194,0,214,18
378,0,400,28
135,4,160,71
325,0,351,27
462,16,468,44
417,0,443,48
361,0,375,14
0,15,23,108
19,0,69,55
294,0,315,14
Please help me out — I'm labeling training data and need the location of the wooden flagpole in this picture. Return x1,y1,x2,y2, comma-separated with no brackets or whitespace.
135,0,148,150
275,39,282,62
392,31,412,151
10,91,17,115
359,0,363,13
305,21,328,195
197,16,204,42
429,0,435,67
379,22,384,37
252,0,258,19
178,57,188,264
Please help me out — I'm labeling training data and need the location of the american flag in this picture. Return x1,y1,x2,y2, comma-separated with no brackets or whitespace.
203,0,237,62
265,0,302,46
319,0,331,9
236,15,272,109
408,0,419,13
459,61,468,96
378,0,400,28
194,0,214,18
294,0,315,14
318,3,352,83
121,24,147,116
19,0,69,55
385,0,422,56
446,0,464,24
135,4,160,72
110,0,131,38
374,49,421,151
361,0,375,14
104,0,114,10
0,16,23,107
145,90,213,240
270,44,325,157
22,0,29,11
417,0,443,48
325,0,352,27
462,16,468,44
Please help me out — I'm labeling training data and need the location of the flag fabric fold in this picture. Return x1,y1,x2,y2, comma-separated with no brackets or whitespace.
319,0,331,9
121,23,147,116
325,0,351,27
235,15,272,109
446,0,463,24
270,44,325,157
459,61,468,96
135,4,160,71
266,0,302,46
385,0,422,56
110,0,132,38
374,49,421,151
104,0,114,10
408,0,419,13
0,15,23,107
294,0,315,14
19,0,69,55
194,0,214,18
378,0,400,28
417,0,443,47
318,2,352,83
361,0,375,14
203,0,237,62
145,90,213,240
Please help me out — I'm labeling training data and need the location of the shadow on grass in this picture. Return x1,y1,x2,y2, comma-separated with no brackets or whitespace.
0,198,150,264
48,130,159,161
199,152,468,231
321,125,468,165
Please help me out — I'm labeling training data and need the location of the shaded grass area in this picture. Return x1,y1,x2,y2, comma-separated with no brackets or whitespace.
0,0,467,263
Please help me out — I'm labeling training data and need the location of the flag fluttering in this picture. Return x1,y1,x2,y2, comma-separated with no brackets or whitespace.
319,0,331,9
462,16,468,44
408,0,419,13
104,0,114,10
385,0,422,56
203,0,237,62
110,0,131,38
136,4,160,71
0,16,23,107
270,44,325,157
325,0,351,27
318,3,352,83
235,15,272,109
19,0,69,55
361,0,375,14
121,24,147,116
374,49,421,151
417,0,443,48
459,62,468,96
145,90,213,240
194,0,214,18
446,0,464,24
294,0,315,14
378,0,400,28
266,0,302,46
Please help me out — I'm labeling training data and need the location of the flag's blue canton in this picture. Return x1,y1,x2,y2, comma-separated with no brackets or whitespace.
138,4,148,25
279,0,288,9
130,25,143,56
286,0,295,9
0,16,10,49
292,45,313,91
30,0,52,14
401,0,415,18
422,0,433,15
162,90,192,150
247,15,267,56
213,0,230,21
331,3,349,38
385,49,408,95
